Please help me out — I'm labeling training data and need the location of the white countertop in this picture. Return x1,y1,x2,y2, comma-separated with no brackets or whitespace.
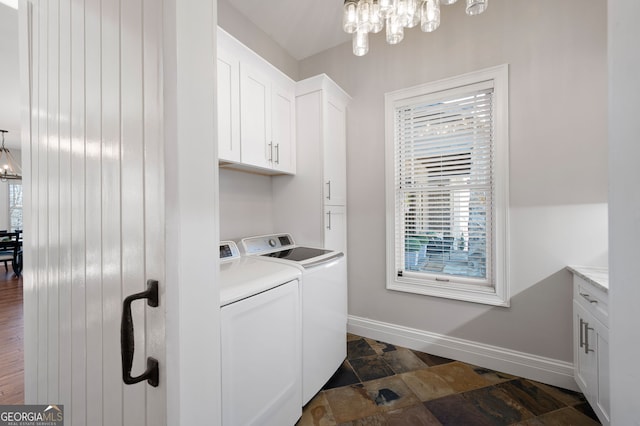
567,265,609,293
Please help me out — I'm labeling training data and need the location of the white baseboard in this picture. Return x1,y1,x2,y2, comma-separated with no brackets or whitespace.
348,315,579,392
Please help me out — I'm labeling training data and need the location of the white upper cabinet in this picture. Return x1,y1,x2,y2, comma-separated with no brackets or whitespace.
240,63,271,169
217,28,296,175
271,84,296,173
217,45,240,162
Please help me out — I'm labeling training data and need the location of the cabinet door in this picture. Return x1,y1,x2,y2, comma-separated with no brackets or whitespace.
217,47,240,162
324,205,347,253
592,318,610,425
323,96,347,205
271,84,296,174
240,63,272,169
574,302,596,399
574,301,610,426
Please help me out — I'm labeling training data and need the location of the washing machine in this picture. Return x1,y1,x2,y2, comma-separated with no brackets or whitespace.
240,233,348,404
219,241,302,426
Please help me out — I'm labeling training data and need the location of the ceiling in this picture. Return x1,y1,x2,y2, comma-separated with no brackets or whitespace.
224,0,350,60
0,1,347,150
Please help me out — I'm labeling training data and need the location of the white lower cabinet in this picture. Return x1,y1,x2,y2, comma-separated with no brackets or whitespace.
324,205,346,253
572,274,610,425
221,280,301,426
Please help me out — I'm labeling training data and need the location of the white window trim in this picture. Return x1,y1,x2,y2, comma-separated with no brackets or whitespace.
384,64,510,307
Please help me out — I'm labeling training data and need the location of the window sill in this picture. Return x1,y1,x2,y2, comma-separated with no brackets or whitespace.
387,276,510,307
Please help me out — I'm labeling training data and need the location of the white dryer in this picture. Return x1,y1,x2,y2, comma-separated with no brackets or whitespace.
240,233,348,405
219,241,302,426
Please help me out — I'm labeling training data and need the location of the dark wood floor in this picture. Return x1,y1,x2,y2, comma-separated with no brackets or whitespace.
0,270,24,404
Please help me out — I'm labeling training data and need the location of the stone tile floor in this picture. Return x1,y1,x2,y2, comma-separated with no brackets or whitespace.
297,334,600,426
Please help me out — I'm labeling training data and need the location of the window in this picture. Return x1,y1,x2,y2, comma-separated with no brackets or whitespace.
385,65,509,306
9,183,22,231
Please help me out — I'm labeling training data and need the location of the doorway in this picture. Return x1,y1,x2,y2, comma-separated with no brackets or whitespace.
0,0,222,424
0,0,23,406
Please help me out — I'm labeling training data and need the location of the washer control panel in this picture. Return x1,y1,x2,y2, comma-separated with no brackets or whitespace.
241,233,295,255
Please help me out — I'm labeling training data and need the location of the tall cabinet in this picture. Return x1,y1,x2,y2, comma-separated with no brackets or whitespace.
273,75,351,253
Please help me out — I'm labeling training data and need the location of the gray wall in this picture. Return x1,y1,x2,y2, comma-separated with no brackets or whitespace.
0,4,20,148
217,0,298,80
299,0,608,362
219,168,275,241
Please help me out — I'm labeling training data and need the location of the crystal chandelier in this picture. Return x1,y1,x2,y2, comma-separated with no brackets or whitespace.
343,0,488,56
0,130,22,181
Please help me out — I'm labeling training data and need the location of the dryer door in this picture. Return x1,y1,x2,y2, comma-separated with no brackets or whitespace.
221,280,301,426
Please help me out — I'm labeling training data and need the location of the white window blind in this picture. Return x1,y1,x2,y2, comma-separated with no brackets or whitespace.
394,81,494,285
385,65,509,306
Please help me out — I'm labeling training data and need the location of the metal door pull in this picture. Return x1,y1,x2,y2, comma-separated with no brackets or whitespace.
121,279,160,387
583,321,595,354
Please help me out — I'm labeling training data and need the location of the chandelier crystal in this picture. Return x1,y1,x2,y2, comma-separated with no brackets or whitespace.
343,0,488,56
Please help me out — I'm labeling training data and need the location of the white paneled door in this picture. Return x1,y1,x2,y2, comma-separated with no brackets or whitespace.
20,0,166,425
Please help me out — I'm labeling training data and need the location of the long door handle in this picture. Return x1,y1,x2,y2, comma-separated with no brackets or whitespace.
584,322,595,354
121,279,160,387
